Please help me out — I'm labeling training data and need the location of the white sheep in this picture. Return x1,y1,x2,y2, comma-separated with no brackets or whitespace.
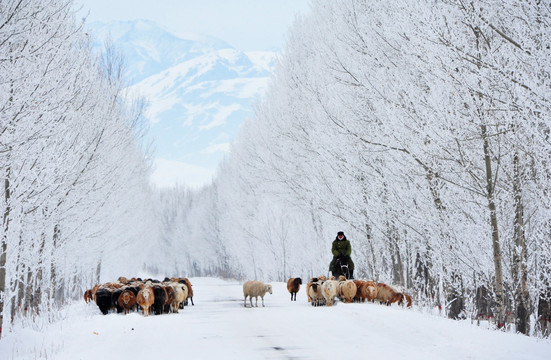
322,279,339,306
308,280,325,306
170,282,188,313
243,280,272,307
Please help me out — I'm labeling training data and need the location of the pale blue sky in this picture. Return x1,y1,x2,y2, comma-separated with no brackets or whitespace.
75,0,311,51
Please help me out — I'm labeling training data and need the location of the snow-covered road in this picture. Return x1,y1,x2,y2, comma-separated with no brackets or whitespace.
1,277,550,359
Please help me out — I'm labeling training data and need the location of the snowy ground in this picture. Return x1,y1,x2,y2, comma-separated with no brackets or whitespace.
0,277,550,359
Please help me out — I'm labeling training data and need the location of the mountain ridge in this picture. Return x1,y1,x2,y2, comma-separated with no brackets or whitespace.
85,20,276,187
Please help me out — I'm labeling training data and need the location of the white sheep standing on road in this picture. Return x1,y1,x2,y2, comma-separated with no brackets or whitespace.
243,280,273,307
322,279,339,306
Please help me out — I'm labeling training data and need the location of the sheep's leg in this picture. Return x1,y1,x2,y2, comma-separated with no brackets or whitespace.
261,296,265,307
244,296,247,308
250,296,254,308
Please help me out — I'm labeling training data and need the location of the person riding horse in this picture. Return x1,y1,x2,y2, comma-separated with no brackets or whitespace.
329,231,355,279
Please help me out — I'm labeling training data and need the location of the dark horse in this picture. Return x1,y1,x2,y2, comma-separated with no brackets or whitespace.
332,256,352,279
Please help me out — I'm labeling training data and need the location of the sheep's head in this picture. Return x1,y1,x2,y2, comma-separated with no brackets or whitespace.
266,284,273,294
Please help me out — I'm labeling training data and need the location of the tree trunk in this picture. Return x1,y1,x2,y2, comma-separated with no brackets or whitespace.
414,253,428,294
50,225,59,303
537,286,551,337
0,175,9,338
447,272,465,320
481,124,506,328
361,181,378,280
512,152,530,335
392,234,405,286
95,259,102,285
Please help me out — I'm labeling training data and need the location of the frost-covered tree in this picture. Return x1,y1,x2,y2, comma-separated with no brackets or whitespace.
0,0,154,335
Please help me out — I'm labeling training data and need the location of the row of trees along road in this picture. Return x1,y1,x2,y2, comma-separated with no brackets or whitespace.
1,0,550,340
0,0,155,336
155,0,551,337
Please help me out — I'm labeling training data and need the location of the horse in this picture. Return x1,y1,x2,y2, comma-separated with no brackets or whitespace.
332,256,352,279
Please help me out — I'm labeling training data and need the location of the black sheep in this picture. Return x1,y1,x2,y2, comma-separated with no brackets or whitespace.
152,285,167,315
111,288,124,313
95,288,112,315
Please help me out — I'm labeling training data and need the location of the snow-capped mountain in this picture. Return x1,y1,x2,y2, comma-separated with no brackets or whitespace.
85,20,276,187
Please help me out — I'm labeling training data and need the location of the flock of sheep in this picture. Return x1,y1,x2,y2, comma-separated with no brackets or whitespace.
84,277,194,316
241,275,412,308
303,276,412,307
85,275,411,315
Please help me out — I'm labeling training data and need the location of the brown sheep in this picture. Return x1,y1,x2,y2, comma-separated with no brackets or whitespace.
353,280,366,302
376,283,403,305
118,289,136,315
362,281,378,302
83,289,93,303
137,286,155,316
287,277,302,301
91,284,101,302
163,285,175,313
338,279,357,303
398,292,413,308
179,278,194,306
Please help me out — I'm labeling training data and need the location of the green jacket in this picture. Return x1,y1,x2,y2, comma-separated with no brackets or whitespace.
332,238,351,258
329,235,355,272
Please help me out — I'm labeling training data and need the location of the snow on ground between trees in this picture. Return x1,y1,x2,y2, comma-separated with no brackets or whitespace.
0,277,549,360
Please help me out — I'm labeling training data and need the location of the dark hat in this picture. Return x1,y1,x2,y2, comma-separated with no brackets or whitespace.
337,231,344,236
